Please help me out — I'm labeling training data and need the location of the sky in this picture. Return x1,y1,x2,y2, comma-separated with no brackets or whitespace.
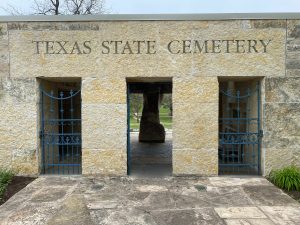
1,0,300,15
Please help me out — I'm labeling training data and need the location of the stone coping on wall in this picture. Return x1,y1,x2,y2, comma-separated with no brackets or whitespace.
1,13,300,22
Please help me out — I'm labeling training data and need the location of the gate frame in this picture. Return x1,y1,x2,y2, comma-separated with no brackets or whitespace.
218,79,263,175
126,83,131,175
38,79,82,175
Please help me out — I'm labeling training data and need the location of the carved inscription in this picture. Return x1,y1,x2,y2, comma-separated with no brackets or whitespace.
32,39,272,55
32,41,91,54
167,39,271,54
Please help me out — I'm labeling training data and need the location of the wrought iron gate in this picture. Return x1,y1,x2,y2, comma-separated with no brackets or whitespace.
219,81,262,175
40,88,82,174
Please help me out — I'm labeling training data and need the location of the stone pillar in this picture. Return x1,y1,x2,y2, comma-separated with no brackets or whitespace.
81,77,127,176
139,88,165,143
172,77,219,176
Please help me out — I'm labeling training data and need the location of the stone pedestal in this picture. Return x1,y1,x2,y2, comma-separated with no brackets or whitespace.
139,89,165,143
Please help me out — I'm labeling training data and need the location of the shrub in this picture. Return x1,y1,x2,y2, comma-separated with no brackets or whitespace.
0,168,15,199
269,166,300,191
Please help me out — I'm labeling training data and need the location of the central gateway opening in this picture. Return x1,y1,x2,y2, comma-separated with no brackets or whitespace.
127,79,172,177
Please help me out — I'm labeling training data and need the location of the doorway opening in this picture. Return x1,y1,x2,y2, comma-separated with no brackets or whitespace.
39,78,82,175
218,78,262,175
127,79,172,177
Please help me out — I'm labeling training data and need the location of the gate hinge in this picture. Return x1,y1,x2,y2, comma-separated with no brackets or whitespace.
259,130,263,138
39,130,44,139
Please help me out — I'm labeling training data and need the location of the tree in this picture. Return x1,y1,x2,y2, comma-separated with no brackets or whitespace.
33,0,60,15
130,94,143,123
1,4,25,15
161,94,172,116
2,0,108,15
33,0,107,15
65,0,106,14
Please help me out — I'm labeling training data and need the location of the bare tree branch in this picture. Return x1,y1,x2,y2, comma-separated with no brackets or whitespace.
65,0,107,15
33,0,61,15
2,0,109,16
1,4,25,15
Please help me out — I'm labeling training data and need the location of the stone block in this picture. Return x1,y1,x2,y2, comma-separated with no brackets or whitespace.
0,77,37,103
7,22,29,31
251,20,286,29
263,104,299,171
214,207,267,219
0,102,38,150
173,149,218,175
46,194,95,225
81,103,127,150
9,22,101,31
0,78,38,175
191,25,285,77
0,148,12,169
173,102,218,149
286,69,300,77
82,77,126,104
264,148,293,175
287,20,300,38
265,77,300,103
243,185,299,206
11,148,38,175
0,63,9,77
292,148,300,167
286,59,300,69
151,208,224,225
263,133,299,149
82,149,126,175
0,23,8,36
286,20,300,77
260,206,300,225
173,77,218,104
225,219,274,225
264,103,300,139
8,21,285,79
0,23,9,78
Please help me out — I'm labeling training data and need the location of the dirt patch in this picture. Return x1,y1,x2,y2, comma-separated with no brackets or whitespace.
285,190,300,203
0,176,36,205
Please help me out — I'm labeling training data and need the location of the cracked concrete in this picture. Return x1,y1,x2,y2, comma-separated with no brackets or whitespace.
0,176,299,225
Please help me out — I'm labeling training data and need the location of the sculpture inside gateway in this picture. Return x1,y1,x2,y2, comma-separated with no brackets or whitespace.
0,14,299,177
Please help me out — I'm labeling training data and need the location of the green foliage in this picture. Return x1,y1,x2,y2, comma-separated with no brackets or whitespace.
0,168,15,199
130,94,143,123
269,166,300,191
129,94,172,130
161,94,172,116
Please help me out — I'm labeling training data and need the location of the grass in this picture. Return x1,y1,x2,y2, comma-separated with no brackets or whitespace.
269,166,300,191
0,168,14,200
130,106,172,130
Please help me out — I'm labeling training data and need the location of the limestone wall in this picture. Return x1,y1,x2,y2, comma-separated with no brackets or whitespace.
0,77,38,175
0,19,298,176
0,23,38,175
263,20,300,175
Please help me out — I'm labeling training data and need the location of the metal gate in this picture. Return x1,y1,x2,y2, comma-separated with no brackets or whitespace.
40,88,82,174
219,81,262,175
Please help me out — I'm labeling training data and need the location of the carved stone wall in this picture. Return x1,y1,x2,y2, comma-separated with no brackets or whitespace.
0,19,297,176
